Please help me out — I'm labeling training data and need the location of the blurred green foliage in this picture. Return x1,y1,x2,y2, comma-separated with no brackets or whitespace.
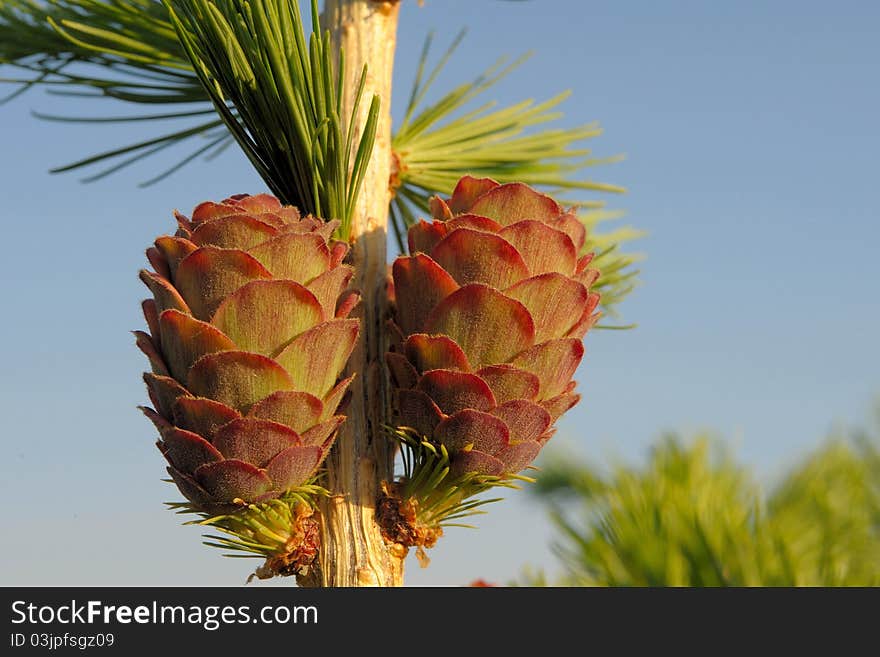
525,413,880,586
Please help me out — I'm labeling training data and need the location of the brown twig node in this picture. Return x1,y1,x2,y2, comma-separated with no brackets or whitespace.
377,481,443,560
251,504,321,582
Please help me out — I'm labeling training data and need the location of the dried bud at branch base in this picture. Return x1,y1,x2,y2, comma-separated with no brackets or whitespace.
383,178,600,547
137,193,359,574
249,502,321,581
377,481,443,549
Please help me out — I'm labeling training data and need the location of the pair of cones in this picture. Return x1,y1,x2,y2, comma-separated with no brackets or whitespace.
136,177,600,561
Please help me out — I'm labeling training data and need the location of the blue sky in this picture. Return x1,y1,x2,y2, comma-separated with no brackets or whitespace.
1,0,878,586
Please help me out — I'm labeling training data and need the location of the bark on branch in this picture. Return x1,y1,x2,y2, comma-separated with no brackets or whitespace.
307,0,403,587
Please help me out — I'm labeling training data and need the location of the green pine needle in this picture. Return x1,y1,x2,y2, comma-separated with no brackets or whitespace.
166,0,378,238
387,426,529,534
391,31,643,320
169,484,327,560
0,0,230,183
0,0,185,68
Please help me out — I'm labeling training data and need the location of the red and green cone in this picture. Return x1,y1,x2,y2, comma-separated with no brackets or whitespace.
382,177,600,548
136,193,358,576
